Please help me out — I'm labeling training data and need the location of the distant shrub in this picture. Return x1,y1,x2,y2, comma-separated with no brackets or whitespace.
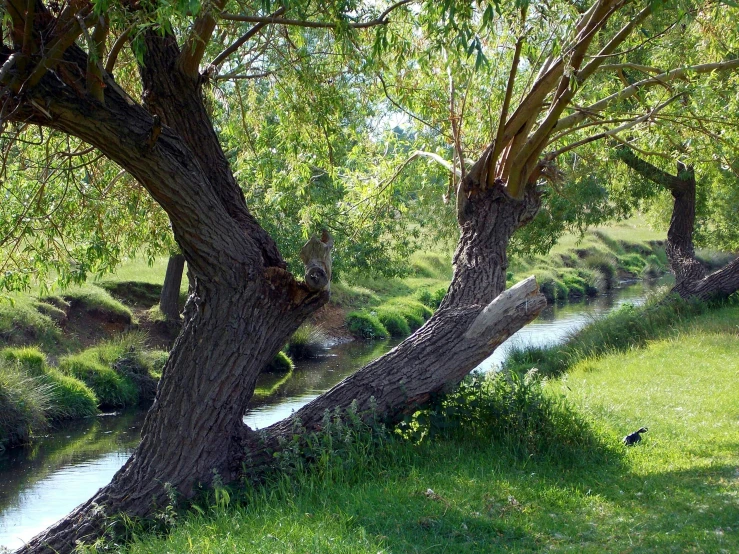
347,312,389,340
376,308,411,338
265,351,294,373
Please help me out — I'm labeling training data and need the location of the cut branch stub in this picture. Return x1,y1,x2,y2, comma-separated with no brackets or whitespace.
464,275,546,342
299,231,333,292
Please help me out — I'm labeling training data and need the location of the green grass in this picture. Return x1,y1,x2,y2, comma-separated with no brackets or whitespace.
61,285,134,323
116,301,739,554
0,295,62,350
58,334,158,409
0,361,52,451
1,347,98,420
265,351,295,373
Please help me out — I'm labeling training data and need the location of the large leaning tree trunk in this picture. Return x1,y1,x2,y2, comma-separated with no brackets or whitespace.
617,147,739,301
3,21,333,554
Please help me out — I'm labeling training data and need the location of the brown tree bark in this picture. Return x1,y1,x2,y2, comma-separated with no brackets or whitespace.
159,254,185,321
617,147,739,301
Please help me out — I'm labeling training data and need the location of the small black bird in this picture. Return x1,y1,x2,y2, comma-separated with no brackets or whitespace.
623,427,648,446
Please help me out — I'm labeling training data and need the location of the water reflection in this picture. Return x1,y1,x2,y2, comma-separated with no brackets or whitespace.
0,412,144,550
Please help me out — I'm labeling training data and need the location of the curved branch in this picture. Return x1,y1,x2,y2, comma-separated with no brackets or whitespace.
210,7,285,68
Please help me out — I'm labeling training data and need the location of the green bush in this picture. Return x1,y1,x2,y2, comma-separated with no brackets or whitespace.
0,363,52,450
347,312,389,340
399,371,605,464
376,308,411,338
265,351,295,373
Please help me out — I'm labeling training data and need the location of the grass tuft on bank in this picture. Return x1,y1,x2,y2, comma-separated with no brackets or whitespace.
59,334,162,409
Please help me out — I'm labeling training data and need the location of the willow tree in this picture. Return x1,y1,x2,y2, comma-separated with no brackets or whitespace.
2,0,737,552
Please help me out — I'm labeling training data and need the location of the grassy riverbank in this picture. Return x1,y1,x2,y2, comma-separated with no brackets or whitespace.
0,221,728,450
103,297,738,554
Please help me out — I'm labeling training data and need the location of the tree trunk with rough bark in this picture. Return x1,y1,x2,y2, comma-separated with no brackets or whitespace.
159,254,185,321
617,147,739,301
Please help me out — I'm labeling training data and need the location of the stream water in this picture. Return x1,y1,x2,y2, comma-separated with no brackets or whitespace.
0,278,668,550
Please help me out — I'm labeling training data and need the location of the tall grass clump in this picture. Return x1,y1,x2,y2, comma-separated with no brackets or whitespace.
58,333,158,409
346,311,389,340
0,361,53,450
376,307,411,338
0,296,61,349
286,323,327,360
1,347,98,420
506,294,708,377
264,351,294,373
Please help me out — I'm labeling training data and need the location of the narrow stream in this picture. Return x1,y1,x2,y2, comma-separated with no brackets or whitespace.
0,278,668,550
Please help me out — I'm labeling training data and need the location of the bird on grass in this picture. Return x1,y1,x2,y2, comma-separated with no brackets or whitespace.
623,427,648,446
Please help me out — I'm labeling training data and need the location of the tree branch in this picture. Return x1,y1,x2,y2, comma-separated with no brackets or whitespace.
210,6,286,69
179,0,227,77
546,94,684,163
613,144,684,190
105,27,132,73
221,0,413,29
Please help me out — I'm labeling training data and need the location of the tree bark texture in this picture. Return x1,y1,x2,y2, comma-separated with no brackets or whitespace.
5,24,546,554
159,254,185,321
617,147,739,301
